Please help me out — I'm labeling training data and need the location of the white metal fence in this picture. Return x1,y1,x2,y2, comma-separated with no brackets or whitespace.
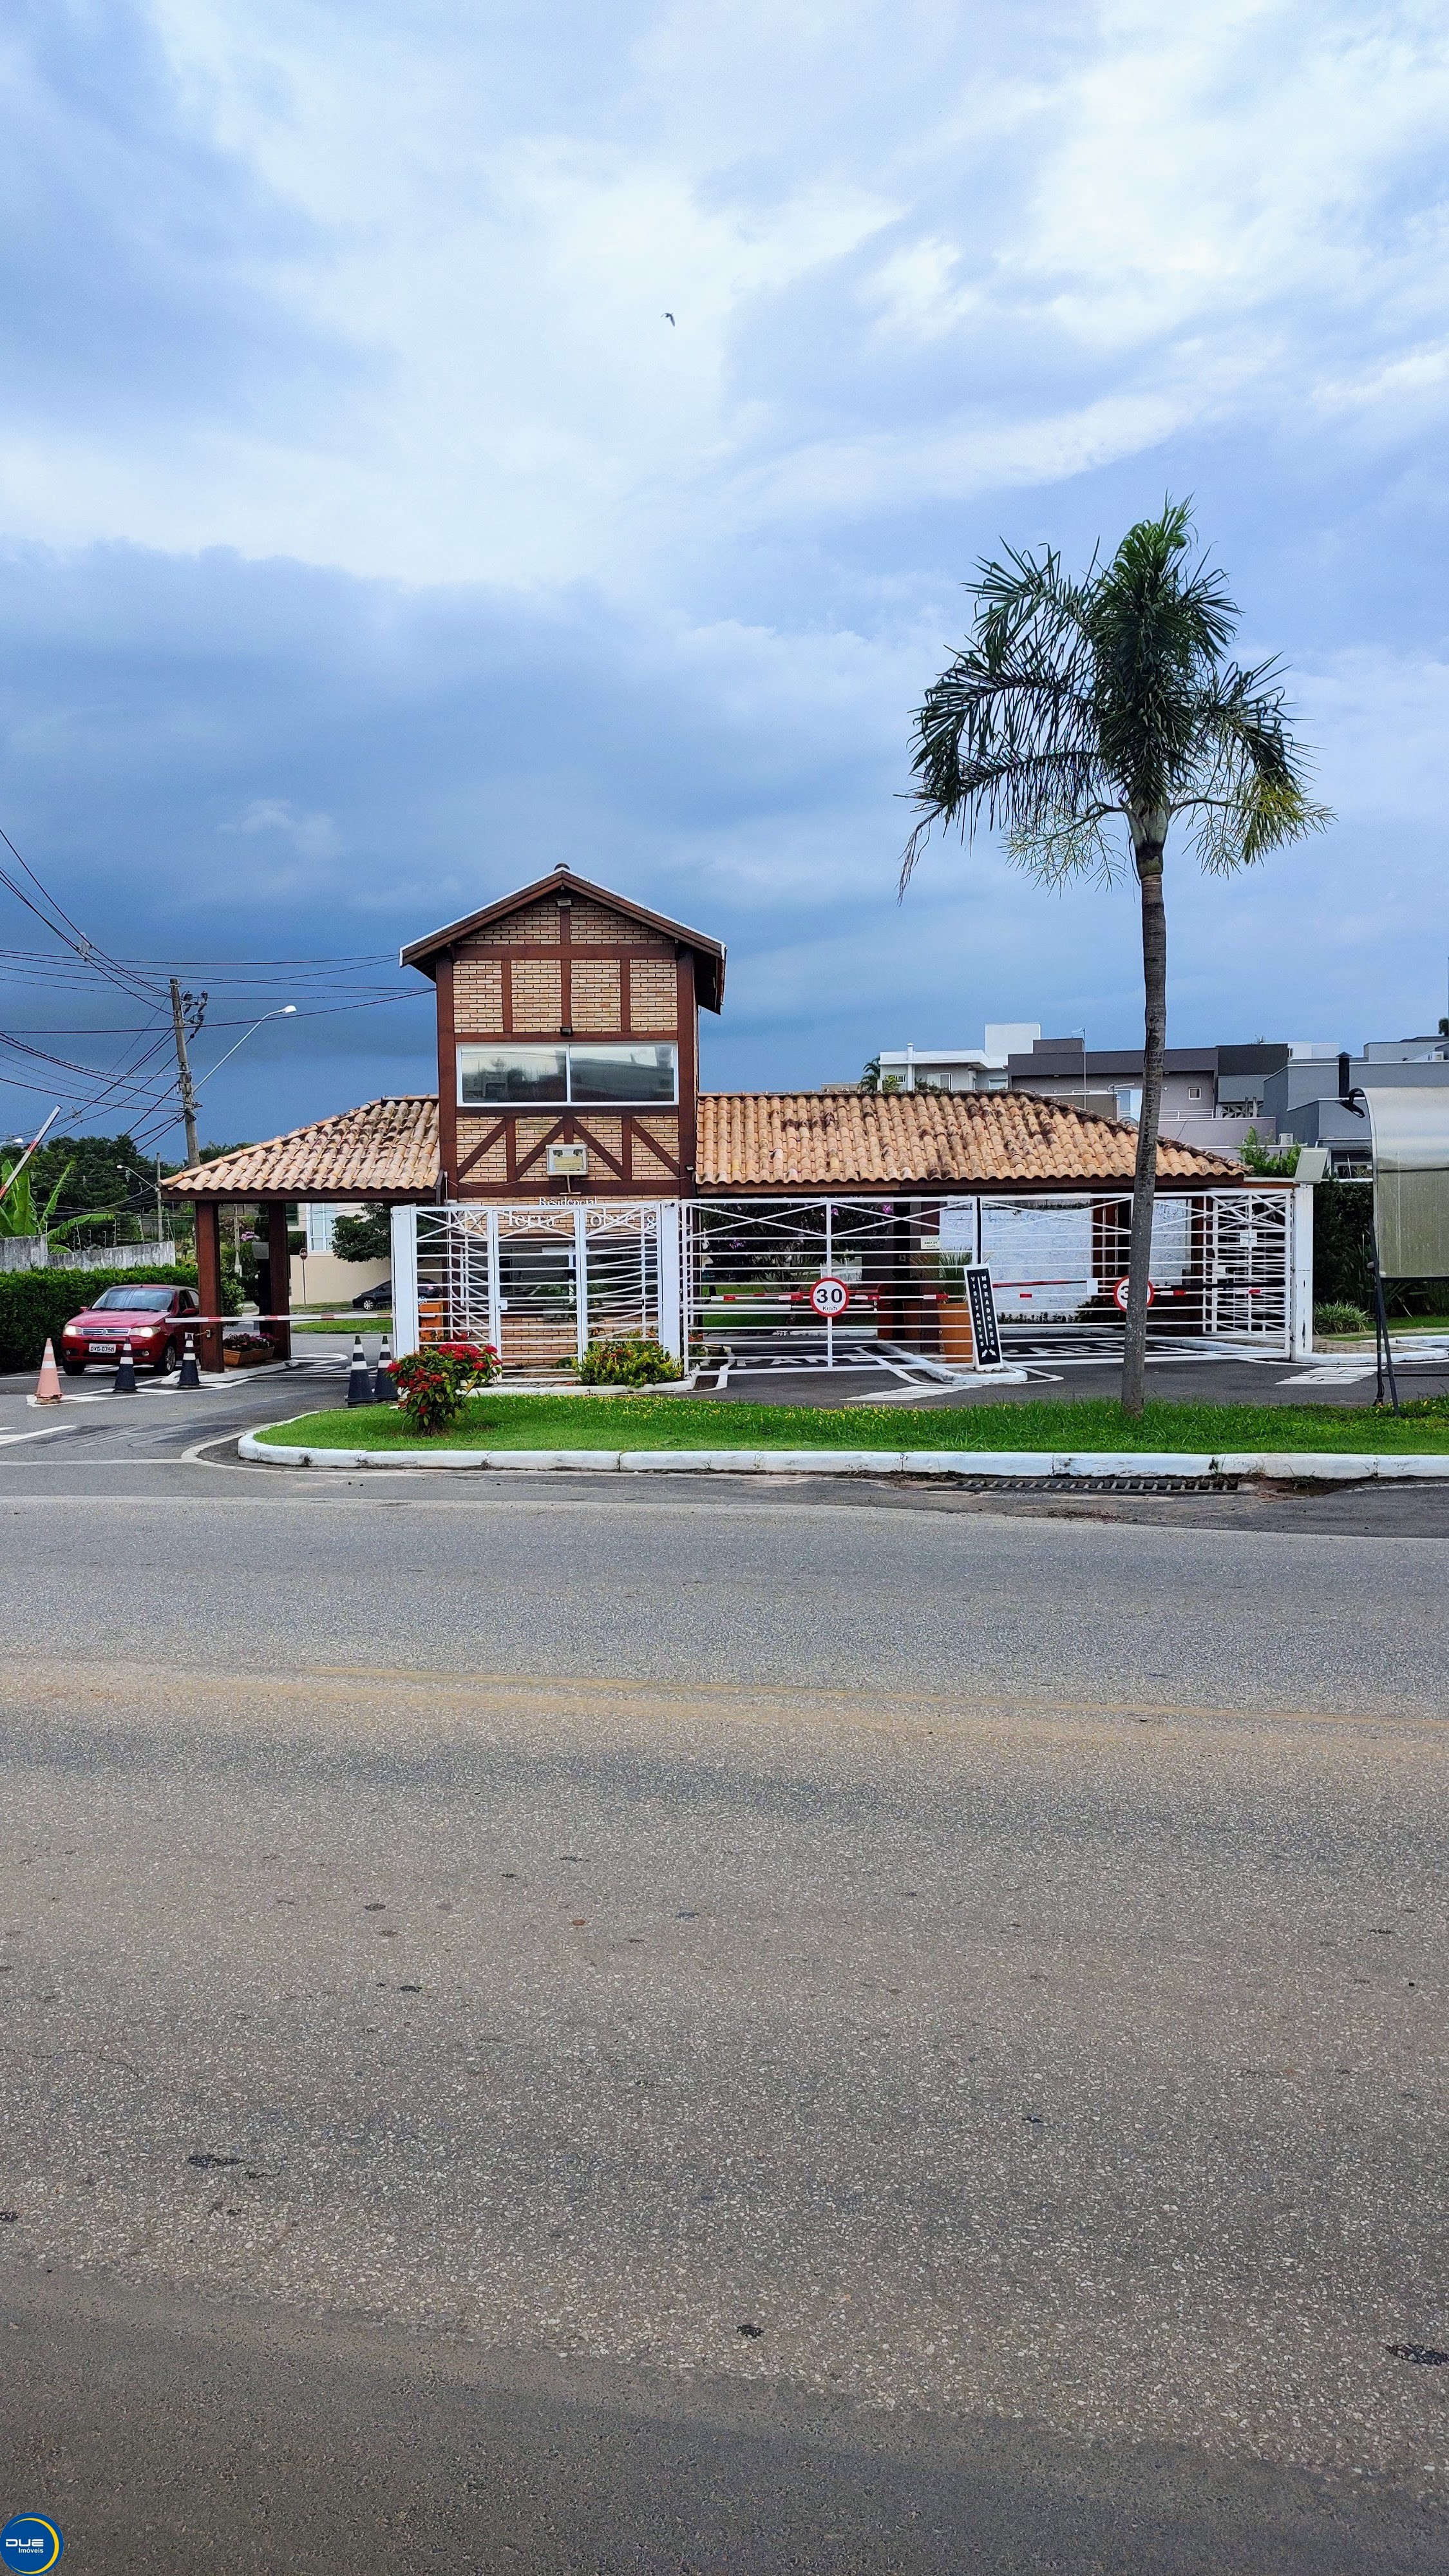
390,1187,1307,1371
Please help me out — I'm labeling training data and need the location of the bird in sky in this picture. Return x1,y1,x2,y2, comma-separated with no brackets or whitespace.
663,311,675,325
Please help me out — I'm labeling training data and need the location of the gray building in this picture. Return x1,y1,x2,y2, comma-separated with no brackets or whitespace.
1266,1038,1449,1175
1003,1036,1307,1155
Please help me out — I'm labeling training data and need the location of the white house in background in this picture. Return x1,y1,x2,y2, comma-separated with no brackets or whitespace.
290,1201,390,1309
876,1025,1041,1094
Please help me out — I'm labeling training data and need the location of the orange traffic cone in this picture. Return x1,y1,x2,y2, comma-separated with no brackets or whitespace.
35,1337,62,1403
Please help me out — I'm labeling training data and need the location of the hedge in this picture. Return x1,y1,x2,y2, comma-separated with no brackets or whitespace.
0,1264,241,1375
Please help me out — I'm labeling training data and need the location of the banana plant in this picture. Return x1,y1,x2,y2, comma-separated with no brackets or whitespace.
0,1156,74,1240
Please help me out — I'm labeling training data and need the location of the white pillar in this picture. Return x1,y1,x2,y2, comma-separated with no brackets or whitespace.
1291,1182,1314,1357
486,1207,502,1357
658,1201,683,1359
573,1205,589,1366
391,1205,420,1356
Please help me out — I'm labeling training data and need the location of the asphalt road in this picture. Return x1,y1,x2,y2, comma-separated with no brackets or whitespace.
0,1379,1446,2570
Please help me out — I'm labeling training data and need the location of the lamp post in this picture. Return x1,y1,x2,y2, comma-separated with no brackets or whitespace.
195,1004,299,1105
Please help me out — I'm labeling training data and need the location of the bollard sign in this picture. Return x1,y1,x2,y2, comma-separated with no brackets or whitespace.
964,1264,1004,1368
810,1275,850,1319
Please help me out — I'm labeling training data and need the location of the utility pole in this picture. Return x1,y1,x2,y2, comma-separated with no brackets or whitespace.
170,977,202,1167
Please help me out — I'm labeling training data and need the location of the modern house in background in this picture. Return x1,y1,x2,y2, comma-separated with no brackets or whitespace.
1267,1040,1449,1175
877,1029,1336,1154
880,1027,1449,1169
165,866,1309,1373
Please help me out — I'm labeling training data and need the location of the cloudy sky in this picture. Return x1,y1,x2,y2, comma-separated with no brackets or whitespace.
1,0,1446,1149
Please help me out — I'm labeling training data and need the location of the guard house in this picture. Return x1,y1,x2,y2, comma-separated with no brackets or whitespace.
164,864,1313,1371
401,865,724,1201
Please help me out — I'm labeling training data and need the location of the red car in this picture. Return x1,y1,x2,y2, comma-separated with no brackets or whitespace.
61,1283,202,1377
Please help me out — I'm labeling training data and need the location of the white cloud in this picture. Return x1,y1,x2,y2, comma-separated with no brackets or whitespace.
222,797,341,859
0,0,1440,580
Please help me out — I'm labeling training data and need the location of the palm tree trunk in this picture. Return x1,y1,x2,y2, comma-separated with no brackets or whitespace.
1122,845,1166,1417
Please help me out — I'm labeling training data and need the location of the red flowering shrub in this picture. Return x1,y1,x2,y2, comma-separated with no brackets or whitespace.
386,1340,500,1435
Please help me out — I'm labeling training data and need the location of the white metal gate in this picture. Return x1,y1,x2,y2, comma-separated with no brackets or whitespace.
393,1201,681,1375
685,1189,1302,1366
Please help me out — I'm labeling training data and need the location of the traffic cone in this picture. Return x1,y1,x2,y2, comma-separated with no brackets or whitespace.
372,1336,397,1403
178,1336,201,1389
346,1335,373,1406
113,1338,138,1395
35,1338,62,1403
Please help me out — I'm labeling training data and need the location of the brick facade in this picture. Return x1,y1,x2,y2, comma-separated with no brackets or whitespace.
629,957,677,1031
453,956,504,1035
416,872,717,1201
569,955,621,1031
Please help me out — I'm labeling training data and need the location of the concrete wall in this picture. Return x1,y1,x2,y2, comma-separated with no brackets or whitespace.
289,1251,390,1309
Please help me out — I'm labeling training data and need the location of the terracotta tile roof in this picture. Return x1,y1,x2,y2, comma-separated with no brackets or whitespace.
162,1096,441,1199
162,1086,1258,1200
696,1089,1249,1190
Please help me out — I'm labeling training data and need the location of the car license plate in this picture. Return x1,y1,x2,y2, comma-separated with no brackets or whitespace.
88,1342,114,1355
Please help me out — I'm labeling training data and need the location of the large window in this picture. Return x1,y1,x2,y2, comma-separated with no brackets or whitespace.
459,1042,677,1107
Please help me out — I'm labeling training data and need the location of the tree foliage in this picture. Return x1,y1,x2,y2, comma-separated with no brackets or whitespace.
902,499,1328,1412
331,1204,393,1264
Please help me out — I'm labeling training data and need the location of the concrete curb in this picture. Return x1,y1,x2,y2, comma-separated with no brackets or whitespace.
237,1427,1449,1482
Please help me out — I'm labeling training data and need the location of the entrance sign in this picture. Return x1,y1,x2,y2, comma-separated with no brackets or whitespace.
810,1275,850,1318
1112,1275,1155,1312
963,1265,1003,1368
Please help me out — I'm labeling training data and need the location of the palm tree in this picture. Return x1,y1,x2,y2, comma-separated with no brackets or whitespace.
900,499,1328,1415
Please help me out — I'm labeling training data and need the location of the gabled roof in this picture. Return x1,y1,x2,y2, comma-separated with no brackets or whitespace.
162,1097,439,1201
696,1089,1252,1190
401,865,725,1011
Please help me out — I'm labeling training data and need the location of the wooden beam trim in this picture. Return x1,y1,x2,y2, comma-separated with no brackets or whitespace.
513,1119,569,1179
456,1118,508,1181
571,1120,627,1181
627,1116,682,1178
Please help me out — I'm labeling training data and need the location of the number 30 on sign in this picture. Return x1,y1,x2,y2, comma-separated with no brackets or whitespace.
810,1275,850,1318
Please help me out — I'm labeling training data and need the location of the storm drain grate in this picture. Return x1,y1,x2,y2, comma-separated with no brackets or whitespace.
916,1473,1242,1496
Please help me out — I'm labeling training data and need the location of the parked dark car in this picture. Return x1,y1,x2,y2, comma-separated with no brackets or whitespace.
61,1283,201,1376
352,1278,392,1310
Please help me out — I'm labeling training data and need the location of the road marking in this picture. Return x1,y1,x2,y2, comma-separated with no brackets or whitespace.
1280,1366,1378,1385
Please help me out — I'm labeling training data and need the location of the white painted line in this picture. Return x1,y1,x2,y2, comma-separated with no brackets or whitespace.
235,1429,1449,1483
0,1424,71,1448
1280,1366,1378,1386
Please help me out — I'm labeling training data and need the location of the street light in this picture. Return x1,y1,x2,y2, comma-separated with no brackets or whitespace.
197,1003,298,1092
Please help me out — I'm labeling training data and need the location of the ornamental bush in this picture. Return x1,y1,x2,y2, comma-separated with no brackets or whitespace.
1314,1301,1371,1337
386,1340,500,1434
576,1333,682,1386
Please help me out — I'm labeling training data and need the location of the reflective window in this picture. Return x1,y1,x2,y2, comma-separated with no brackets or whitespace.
457,1042,677,1106
92,1285,174,1310
459,1046,567,1104
568,1044,677,1104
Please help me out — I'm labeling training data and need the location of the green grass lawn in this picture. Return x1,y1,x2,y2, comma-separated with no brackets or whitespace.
289,1314,392,1334
253,1391,1449,1455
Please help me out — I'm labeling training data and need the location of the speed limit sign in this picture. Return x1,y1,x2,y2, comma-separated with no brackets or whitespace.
1112,1275,1154,1310
810,1275,850,1318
